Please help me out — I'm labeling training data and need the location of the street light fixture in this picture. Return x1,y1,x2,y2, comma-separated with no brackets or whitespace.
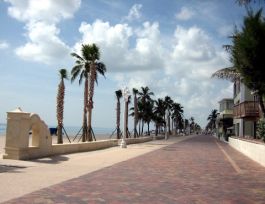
120,87,130,148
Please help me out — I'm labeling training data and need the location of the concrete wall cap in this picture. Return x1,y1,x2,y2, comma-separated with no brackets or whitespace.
8,107,30,114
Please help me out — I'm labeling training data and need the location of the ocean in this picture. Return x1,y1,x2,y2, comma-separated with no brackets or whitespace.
0,123,115,140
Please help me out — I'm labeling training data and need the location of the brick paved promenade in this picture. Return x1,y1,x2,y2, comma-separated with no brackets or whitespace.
4,134,265,203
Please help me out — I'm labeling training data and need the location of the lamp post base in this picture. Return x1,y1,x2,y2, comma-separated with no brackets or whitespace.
120,139,127,148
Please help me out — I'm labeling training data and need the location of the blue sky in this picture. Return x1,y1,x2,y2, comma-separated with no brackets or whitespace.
0,0,263,129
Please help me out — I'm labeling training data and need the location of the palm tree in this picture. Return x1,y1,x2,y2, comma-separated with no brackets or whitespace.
132,88,139,137
115,90,122,139
190,117,195,133
153,98,166,135
144,100,154,135
56,69,68,144
231,10,265,117
171,102,184,134
207,109,218,130
138,86,154,134
213,10,265,118
164,96,173,134
71,44,106,141
138,86,154,106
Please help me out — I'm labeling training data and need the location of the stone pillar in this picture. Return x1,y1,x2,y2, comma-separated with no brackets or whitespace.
3,108,31,159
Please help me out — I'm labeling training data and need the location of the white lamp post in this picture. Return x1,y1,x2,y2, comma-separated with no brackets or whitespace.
120,87,130,148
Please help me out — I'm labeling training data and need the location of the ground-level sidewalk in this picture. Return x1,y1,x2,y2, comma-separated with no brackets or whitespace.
0,135,190,203
2,134,265,203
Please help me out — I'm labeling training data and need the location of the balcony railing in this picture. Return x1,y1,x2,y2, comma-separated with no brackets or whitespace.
233,101,260,119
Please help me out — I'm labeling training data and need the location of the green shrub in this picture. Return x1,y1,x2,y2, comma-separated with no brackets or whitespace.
257,118,265,142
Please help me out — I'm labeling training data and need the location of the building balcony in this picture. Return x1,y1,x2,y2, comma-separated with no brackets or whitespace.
233,101,260,119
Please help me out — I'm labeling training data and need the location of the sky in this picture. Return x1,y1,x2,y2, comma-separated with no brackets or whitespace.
0,0,264,129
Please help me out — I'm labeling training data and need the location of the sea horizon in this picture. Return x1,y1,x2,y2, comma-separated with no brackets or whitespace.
0,123,115,138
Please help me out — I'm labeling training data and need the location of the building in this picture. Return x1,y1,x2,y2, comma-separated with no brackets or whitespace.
216,98,234,140
233,79,260,138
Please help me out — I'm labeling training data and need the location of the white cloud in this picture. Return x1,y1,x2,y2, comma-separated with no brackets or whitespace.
4,0,80,64
75,20,164,72
175,7,194,21
0,41,9,49
5,0,81,23
125,4,142,21
108,23,232,127
165,26,229,79
15,22,70,64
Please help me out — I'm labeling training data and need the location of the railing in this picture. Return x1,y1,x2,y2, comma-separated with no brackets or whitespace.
233,101,260,118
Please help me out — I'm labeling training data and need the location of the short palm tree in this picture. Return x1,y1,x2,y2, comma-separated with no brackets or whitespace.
207,109,218,130
71,44,106,141
164,96,173,134
115,90,122,139
171,102,184,134
56,69,68,144
190,117,195,133
154,98,166,134
138,86,154,134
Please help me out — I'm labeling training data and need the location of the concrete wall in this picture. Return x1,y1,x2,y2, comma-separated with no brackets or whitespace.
3,108,153,160
229,137,265,167
5,137,153,160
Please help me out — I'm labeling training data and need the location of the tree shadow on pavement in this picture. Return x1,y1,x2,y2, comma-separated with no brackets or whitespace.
32,155,69,164
0,164,27,173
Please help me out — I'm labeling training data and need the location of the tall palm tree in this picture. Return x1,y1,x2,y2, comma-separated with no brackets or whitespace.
56,69,68,144
132,88,139,138
71,44,106,141
115,90,122,139
213,10,265,118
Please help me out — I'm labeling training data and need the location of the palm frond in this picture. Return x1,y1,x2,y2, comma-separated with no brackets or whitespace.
78,70,85,85
71,65,83,83
211,67,241,82
115,89,122,99
59,69,68,80
96,62,107,77
71,52,84,61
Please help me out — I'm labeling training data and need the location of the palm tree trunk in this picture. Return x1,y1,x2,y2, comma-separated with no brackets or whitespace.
87,63,96,141
134,94,138,138
138,120,141,137
147,122,150,135
168,116,171,135
141,120,144,135
116,99,121,139
57,80,64,144
82,78,88,142
57,123,63,143
258,93,265,118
